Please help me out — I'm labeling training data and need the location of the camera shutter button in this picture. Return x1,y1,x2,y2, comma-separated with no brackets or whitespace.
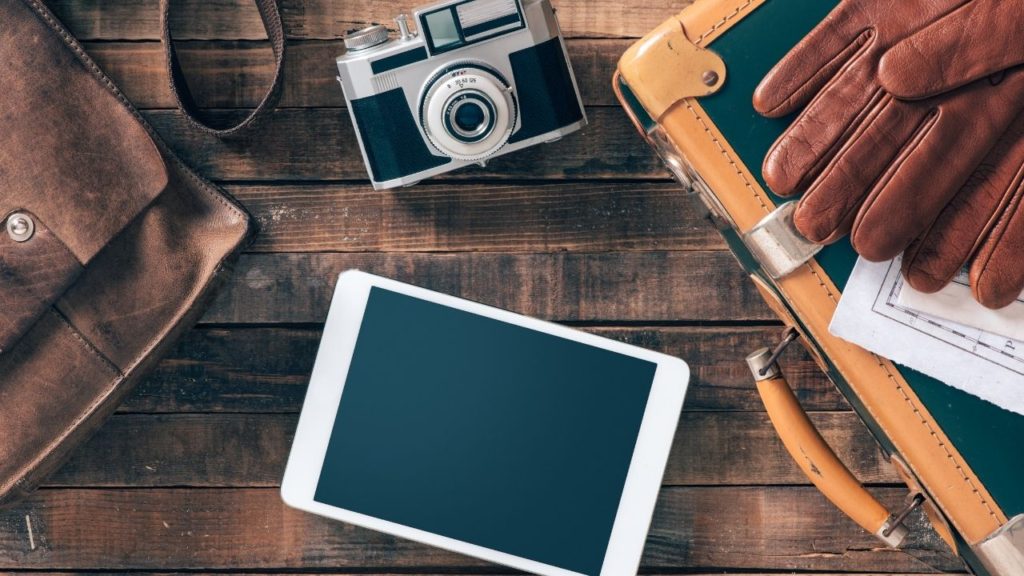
344,25,390,52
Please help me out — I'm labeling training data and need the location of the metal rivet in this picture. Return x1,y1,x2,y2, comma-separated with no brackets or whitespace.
7,212,35,242
702,70,720,87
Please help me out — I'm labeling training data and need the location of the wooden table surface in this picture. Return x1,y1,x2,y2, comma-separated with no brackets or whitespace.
1,1,962,574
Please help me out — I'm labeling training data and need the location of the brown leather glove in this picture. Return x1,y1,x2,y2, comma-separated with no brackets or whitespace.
885,0,1024,309
752,0,1024,264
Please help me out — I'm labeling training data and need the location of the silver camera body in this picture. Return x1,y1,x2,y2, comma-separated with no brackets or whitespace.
336,0,587,189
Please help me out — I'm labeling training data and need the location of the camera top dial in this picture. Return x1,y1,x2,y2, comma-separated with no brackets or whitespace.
343,25,391,52
420,63,518,161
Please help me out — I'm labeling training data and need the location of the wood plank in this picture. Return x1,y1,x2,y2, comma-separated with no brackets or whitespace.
48,412,893,487
143,108,665,182
228,183,721,253
648,487,956,572
202,252,771,324
86,40,628,109
4,569,954,573
50,0,691,40
0,569,954,573
126,327,844,414
0,488,957,572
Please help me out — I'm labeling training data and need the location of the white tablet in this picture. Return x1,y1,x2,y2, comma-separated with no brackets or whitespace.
282,270,688,576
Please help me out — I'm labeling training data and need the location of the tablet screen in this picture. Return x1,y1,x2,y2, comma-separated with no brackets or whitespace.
314,287,658,575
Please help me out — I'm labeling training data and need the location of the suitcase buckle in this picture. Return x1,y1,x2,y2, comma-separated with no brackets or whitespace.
976,513,1024,576
743,202,822,279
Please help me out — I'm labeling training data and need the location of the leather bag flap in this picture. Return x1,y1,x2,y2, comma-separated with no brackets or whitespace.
0,0,170,354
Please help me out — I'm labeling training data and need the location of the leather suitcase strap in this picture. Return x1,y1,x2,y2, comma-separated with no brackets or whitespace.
160,0,286,137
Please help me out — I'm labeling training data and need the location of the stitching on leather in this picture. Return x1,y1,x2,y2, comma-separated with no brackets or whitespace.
693,0,756,47
803,263,839,304
10,309,127,495
682,93,999,521
49,308,123,377
871,355,999,521
21,0,246,220
683,101,770,215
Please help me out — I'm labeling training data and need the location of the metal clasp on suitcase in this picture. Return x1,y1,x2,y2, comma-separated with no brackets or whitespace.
742,202,822,280
746,327,924,548
976,513,1024,575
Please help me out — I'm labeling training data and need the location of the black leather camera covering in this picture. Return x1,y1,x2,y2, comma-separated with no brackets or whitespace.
509,37,585,143
350,89,452,182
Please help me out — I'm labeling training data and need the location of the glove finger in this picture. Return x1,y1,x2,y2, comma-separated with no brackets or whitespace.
753,2,875,118
972,185,1024,309
792,95,928,245
880,0,1024,99
762,61,883,197
903,112,1024,294
902,169,1012,295
970,120,1024,309
853,71,1024,262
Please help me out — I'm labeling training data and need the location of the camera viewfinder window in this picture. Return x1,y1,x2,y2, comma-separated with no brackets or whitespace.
425,9,462,50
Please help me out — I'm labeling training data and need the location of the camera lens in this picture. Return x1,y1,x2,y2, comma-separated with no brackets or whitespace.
454,102,485,133
444,93,496,143
421,64,517,161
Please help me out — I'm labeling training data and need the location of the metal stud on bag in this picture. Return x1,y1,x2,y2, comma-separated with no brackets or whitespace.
6,212,34,242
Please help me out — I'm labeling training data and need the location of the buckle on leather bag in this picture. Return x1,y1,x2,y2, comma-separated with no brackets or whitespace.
743,202,822,279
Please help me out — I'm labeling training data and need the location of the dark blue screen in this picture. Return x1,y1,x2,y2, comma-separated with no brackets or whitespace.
315,287,657,575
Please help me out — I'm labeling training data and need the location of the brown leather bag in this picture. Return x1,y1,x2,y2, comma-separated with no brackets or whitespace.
0,0,268,505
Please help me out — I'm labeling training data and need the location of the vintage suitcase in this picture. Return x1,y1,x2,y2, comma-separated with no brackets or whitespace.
614,1,1024,574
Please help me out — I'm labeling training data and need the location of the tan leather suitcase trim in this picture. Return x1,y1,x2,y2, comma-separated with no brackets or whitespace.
621,0,1008,544
657,93,1006,543
678,0,765,47
617,0,763,119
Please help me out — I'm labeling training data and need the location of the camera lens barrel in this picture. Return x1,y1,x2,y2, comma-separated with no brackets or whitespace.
445,94,495,142
421,63,517,161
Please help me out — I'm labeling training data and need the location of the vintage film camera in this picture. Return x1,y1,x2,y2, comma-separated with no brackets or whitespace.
336,0,587,189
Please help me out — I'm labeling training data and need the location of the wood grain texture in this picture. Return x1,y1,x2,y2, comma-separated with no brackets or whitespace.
85,40,627,109
16,1,943,574
50,0,690,40
228,183,722,253
125,327,844,414
144,108,666,181
48,412,892,487
2,569,958,573
0,488,958,572
202,252,771,324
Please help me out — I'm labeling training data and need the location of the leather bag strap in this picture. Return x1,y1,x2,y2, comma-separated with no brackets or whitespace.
160,0,286,137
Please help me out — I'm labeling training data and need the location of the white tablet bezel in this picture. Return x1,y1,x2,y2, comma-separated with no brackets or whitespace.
281,270,688,576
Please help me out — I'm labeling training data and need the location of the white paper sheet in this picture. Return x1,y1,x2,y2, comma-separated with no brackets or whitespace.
896,268,1024,342
830,257,1024,416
